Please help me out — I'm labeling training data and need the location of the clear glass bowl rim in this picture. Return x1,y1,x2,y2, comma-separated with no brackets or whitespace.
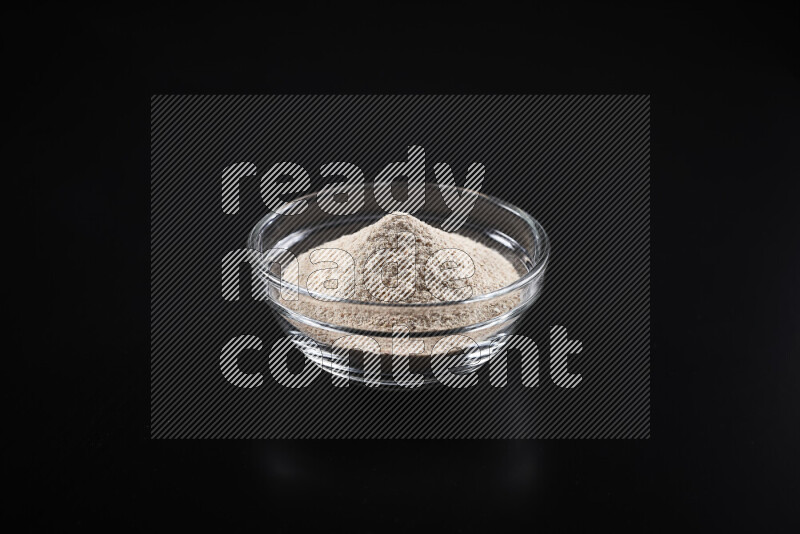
247,184,550,309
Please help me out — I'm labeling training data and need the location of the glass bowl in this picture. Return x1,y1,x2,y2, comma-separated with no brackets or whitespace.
248,184,549,386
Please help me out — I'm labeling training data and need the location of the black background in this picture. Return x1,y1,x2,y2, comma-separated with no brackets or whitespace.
6,4,799,531
150,94,650,439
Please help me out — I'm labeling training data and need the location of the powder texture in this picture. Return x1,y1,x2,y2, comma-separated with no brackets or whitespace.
278,214,522,350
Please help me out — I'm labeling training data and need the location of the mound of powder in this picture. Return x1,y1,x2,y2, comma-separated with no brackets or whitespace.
278,214,522,340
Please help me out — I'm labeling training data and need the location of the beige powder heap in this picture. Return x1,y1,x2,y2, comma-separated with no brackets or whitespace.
278,213,522,352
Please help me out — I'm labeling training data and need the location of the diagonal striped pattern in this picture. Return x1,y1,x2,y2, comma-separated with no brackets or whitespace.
436,162,485,232
151,95,650,438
